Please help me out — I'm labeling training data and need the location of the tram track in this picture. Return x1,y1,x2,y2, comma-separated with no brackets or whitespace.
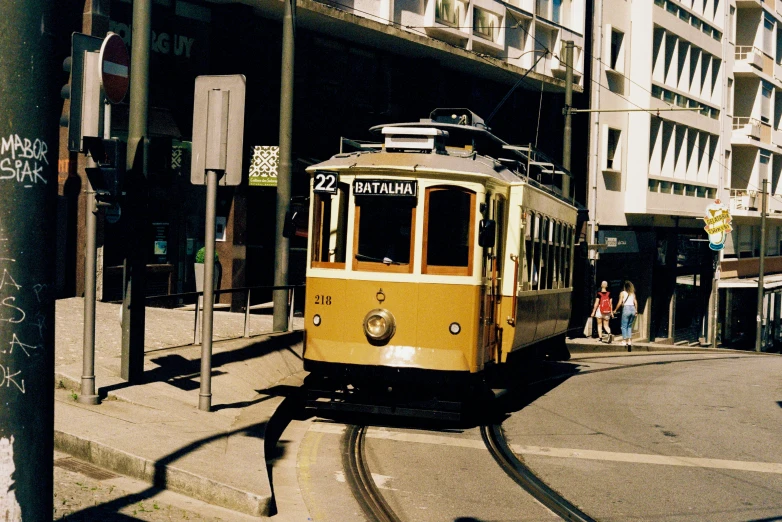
480,423,595,522
340,420,595,522
342,425,402,522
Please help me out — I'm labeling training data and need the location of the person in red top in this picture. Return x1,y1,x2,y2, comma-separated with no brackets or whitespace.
590,280,614,343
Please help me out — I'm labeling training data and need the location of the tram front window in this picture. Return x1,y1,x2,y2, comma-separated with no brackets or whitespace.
354,197,416,273
423,187,475,276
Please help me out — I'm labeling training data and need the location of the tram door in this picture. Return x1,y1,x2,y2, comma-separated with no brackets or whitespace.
480,194,506,364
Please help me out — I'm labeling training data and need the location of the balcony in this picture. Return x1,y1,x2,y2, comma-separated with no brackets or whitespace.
735,46,765,71
733,117,761,141
730,189,758,212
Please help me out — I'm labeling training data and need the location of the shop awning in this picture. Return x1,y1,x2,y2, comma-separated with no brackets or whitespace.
719,273,782,290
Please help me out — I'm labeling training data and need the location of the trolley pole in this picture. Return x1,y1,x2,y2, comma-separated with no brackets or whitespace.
756,178,768,352
121,0,151,382
562,40,574,200
273,0,296,332
0,0,59,518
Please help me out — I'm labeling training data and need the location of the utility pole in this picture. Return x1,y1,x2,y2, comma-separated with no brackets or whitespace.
756,178,768,352
562,40,574,201
0,0,59,518
273,0,296,332
121,0,151,382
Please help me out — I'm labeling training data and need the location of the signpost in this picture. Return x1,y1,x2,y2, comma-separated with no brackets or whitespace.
99,33,130,104
191,75,246,412
81,32,130,407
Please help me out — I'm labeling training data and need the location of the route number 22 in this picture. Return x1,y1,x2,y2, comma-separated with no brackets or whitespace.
313,171,338,194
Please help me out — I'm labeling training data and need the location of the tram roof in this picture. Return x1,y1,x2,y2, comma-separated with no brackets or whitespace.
306,149,522,184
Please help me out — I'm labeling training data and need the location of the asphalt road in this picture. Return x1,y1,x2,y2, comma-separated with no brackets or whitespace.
289,351,782,522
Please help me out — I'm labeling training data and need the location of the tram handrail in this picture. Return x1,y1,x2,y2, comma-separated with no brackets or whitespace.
507,254,519,327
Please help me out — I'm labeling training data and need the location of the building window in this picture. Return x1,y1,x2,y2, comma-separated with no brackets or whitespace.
762,82,773,124
473,8,499,41
610,29,624,71
764,14,774,56
727,78,733,115
728,5,735,43
605,127,622,170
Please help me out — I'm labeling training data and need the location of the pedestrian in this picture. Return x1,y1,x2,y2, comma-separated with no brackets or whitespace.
614,280,637,348
591,281,613,343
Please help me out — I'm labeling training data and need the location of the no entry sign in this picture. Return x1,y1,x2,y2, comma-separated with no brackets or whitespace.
99,32,129,104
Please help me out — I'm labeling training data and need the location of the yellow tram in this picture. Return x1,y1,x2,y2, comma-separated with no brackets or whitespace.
302,109,578,399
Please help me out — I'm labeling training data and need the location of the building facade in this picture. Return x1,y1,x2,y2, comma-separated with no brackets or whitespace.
587,0,731,345
588,0,782,351
58,0,589,309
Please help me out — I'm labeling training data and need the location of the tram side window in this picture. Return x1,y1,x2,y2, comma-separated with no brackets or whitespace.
532,214,542,289
311,184,349,268
540,217,549,290
522,211,533,291
565,225,573,288
558,223,566,288
423,187,476,275
354,195,416,273
546,221,557,289
493,196,506,276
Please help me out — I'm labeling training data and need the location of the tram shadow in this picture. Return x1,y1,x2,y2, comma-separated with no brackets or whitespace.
301,357,584,432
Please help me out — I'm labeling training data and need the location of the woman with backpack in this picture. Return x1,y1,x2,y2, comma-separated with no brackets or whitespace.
591,281,613,343
614,280,637,348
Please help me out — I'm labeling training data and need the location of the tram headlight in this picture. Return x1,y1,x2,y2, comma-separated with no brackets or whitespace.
449,322,461,335
363,308,396,342
313,314,322,327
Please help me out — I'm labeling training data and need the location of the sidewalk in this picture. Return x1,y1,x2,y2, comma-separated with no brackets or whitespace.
566,335,725,355
54,298,305,518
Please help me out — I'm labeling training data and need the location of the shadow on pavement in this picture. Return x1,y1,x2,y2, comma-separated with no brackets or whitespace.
96,331,303,398
61,421,271,521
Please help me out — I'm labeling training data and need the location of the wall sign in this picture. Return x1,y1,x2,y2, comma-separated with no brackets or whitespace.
703,199,732,251
248,145,279,187
353,179,417,197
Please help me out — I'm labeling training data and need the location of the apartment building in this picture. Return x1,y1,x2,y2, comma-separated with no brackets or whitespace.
60,0,588,303
587,0,731,345
720,0,782,350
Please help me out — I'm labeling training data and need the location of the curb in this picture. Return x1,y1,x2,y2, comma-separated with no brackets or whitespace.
53,429,271,517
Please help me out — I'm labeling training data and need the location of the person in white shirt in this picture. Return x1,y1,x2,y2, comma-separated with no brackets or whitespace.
614,280,637,347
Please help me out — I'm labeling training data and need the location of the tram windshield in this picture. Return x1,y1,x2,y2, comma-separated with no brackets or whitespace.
354,196,416,272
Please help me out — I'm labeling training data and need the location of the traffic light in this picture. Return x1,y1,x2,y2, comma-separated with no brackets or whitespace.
60,33,102,152
84,137,126,201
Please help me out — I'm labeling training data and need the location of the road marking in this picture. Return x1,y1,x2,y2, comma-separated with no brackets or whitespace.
335,470,397,490
310,422,782,475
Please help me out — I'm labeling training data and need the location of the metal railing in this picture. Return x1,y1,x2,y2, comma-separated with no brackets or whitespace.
733,117,761,138
142,284,305,346
735,46,763,62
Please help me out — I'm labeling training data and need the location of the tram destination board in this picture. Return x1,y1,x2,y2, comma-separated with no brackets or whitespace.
353,179,417,197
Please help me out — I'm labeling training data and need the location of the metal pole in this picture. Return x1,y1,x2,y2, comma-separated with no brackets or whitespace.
273,0,296,332
80,173,100,405
121,0,151,382
756,178,768,352
562,40,574,200
0,0,59,517
199,170,218,411
244,289,251,338
194,294,200,345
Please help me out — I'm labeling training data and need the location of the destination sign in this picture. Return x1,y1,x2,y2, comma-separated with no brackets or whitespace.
353,179,417,197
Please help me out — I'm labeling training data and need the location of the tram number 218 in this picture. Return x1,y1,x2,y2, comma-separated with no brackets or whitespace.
313,171,338,194
314,295,332,305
